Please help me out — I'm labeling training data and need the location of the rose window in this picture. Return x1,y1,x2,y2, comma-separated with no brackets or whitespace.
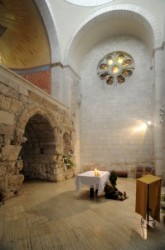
97,51,134,85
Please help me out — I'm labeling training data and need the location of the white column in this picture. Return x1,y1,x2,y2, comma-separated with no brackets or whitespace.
51,65,64,102
63,66,81,173
153,48,164,180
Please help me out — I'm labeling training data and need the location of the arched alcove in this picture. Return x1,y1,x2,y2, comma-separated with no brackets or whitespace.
64,4,162,75
19,114,56,181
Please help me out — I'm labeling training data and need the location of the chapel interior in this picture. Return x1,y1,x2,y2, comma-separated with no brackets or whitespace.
0,0,165,249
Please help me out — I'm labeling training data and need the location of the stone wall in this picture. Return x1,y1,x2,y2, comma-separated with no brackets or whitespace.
0,65,75,199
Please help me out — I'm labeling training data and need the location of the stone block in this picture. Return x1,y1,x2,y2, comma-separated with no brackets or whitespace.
19,85,28,96
5,174,24,192
1,145,21,161
0,111,14,125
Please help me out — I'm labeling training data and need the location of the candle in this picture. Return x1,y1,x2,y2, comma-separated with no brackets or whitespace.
94,168,100,176
94,168,97,176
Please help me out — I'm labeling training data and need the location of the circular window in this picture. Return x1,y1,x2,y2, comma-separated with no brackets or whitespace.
97,51,134,85
65,0,114,7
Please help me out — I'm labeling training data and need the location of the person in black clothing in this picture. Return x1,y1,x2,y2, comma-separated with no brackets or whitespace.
104,183,127,200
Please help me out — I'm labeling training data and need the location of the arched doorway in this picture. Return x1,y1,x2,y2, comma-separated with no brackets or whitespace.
19,114,56,181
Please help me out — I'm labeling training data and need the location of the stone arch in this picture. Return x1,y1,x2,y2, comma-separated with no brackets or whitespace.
19,113,56,181
64,4,163,74
15,105,59,182
15,104,56,139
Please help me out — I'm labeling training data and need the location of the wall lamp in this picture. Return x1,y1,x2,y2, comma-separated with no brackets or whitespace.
160,106,164,124
146,121,152,126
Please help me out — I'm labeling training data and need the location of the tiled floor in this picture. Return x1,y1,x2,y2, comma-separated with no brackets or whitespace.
0,177,165,250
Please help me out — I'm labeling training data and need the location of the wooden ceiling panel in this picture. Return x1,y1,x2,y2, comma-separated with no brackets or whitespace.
0,0,50,69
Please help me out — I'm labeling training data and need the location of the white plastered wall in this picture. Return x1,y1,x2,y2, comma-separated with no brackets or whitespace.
35,0,165,179
80,36,153,175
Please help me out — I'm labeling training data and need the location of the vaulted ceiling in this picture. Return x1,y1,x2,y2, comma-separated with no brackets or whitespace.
0,0,50,69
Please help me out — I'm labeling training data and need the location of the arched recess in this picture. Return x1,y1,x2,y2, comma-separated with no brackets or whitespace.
64,4,163,75
15,106,58,182
19,113,56,181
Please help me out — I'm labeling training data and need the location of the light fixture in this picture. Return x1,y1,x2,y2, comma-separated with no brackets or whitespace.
160,106,164,124
146,121,152,126
97,51,134,85
160,106,164,116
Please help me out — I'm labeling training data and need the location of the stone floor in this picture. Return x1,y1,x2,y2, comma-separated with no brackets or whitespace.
0,177,165,250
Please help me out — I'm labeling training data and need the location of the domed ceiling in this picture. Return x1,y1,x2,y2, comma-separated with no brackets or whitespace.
65,0,114,6
0,0,50,69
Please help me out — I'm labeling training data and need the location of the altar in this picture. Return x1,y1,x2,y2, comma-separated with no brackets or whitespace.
76,170,110,196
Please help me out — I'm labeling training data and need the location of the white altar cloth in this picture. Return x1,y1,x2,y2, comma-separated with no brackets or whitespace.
76,170,109,194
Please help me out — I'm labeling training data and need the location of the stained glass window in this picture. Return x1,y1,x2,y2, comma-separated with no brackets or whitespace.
97,51,134,85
